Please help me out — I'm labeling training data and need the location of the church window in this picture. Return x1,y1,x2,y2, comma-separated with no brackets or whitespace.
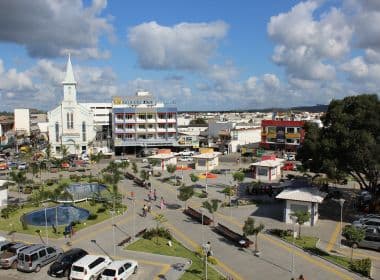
66,112,70,129
55,122,59,142
70,113,74,128
82,122,86,141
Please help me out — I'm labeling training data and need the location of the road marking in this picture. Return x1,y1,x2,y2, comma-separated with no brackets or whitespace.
214,211,353,280
326,222,341,252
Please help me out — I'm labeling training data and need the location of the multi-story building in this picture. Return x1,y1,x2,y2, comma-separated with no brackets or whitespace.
260,119,305,152
112,91,178,155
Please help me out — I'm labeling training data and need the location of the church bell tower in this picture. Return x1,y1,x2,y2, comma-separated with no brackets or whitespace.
62,54,77,103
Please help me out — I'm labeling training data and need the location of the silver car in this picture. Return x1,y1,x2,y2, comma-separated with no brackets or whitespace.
17,244,62,272
0,243,29,268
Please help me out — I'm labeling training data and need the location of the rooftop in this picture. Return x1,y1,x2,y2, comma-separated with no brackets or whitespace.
276,187,326,203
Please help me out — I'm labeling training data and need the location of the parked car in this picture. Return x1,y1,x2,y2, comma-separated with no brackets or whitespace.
0,241,15,255
351,230,380,251
101,260,138,280
7,162,18,169
352,218,380,229
17,162,28,170
179,150,194,157
0,160,8,171
287,154,296,161
281,162,296,171
48,248,88,277
17,244,63,272
0,243,29,269
70,255,112,280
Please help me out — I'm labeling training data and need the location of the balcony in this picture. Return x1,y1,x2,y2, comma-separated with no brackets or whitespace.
114,118,124,123
285,133,300,139
167,118,176,123
167,128,176,133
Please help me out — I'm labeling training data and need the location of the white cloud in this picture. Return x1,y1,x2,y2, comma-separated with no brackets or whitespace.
0,0,114,58
128,21,228,70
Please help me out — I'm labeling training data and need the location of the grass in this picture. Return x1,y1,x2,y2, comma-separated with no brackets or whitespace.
281,234,356,271
0,201,122,239
126,237,224,280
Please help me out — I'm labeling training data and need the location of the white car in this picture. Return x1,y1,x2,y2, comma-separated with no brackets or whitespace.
101,260,138,280
17,162,28,170
70,255,112,280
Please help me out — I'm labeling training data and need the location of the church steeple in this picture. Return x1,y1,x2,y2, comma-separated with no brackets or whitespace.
62,53,77,85
62,54,77,103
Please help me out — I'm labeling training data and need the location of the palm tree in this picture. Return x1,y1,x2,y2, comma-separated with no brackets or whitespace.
102,161,123,211
243,217,265,254
9,171,27,201
290,211,311,238
177,186,194,209
202,199,220,225
45,143,52,160
189,173,199,185
131,162,138,174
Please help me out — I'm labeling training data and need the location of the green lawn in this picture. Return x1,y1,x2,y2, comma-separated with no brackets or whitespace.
283,235,319,249
127,237,224,280
0,201,121,239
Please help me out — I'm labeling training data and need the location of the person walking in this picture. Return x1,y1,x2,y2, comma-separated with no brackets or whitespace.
160,196,165,210
147,202,152,213
147,192,151,202
153,189,157,201
142,204,147,217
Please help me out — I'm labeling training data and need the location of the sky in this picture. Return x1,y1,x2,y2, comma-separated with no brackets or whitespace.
0,0,379,111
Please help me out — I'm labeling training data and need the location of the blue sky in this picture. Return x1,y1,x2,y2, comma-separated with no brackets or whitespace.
0,0,379,111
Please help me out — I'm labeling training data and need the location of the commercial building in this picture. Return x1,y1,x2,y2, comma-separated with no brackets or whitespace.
260,120,305,152
112,91,178,155
14,109,30,137
47,55,96,156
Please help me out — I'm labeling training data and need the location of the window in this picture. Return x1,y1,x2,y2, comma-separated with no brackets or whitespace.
167,124,173,128
55,122,59,142
271,167,276,176
158,114,165,119
102,269,116,276
117,134,123,139
82,122,86,142
147,114,153,119
46,247,55,254
257,167,268,176
89,257,105,269
118,267,125,275
138,124,145,129
158,124,166,129
267,126,276,133
67,112,70,128
39,249,47,258
72,266,84,272
286,127,295,133
124,263,132,270
126,134,133,139
138,114,146,120
116,114,124,120
126,124,133,129
116,124,123,130
31,253,38,261
148,124,153,129
70,113,74,128
126,114,133,120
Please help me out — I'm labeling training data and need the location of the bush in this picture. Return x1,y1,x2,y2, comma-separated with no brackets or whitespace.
96,207,106,213
350,258,371,277
45,179,55,186
269,229,292,238
21,218,28,230
87,213,98,220
207,256,218,265
142,227,172,240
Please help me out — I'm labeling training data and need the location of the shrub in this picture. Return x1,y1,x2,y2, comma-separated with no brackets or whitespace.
21,218,28,230
46,179,54,186
97,207,106,213
350,258,371,277
87,213,98,220
142,227,172,240
269,229,291,238
207,256,218,265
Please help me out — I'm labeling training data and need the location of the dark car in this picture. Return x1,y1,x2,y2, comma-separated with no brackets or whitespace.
48,248,87,277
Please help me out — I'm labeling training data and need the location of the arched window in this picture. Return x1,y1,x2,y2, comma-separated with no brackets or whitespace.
66,112,70,129
82,122,86,142
55,122,59,142
70,113,74,128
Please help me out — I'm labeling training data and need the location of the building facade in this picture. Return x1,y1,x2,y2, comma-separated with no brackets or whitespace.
260,120,305,152
47,55,96,156
112,91,178,154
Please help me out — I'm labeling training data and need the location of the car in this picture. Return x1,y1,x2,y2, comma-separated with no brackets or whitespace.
179,157,193,162
352,218,380,229
179,150,194,157
101,260,138,280
17,244,63,272
70,255,112,280
287,154,296,161
0,243,29,269
0,160,8,171
281,162,296,171
0,241,15,254
48,248,88,278
7,162,18,169
350,229,380,251
17,162,28,170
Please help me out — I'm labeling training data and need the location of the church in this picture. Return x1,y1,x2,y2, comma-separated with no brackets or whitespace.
48,55,96,157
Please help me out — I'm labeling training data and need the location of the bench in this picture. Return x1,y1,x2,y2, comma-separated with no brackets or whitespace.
125,172,135,180
183,207,213,225
214,223,253,248
135,228,147,238
117,236,132,246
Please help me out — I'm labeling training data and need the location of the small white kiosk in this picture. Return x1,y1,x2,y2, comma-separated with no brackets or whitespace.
148,149,178,172
276,187,326,226
0,180,8,208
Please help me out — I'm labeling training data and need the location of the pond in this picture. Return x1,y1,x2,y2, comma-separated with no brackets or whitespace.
22,204,90,226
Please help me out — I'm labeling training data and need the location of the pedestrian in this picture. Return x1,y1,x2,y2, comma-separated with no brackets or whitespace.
147,192,151,202
147,202,152,213
153,189,157,201
142,205,147,217
160,196,165,210
298,275,305,280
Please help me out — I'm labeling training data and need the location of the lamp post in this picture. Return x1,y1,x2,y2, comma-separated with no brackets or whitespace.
202,242,211,280
200,208,204,245
132,196,136,239
43,203,49,245
110,210,116,257
90,240,113,260
290,215,297,276
338,198,345,249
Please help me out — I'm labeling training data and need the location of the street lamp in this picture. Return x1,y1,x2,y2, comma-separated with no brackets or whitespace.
132,196,136,239
290,215,297,276
338,198,345,248
202,242,211,280
42,203,49,245
90,240,113,260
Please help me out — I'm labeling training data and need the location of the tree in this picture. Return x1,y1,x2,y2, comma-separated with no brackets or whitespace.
61,145,69,159
298,94,380,199
131,162,138,174
166,164,177,179
221,187,235,206
177,186,194,209
30,162,39,178
9,171,27,199
243,217,265,253
342,225,365,262
202,199,220,225
189,173,199,185
45,143,51,160
153,214,167,244
102,161,123,211
232,171,245,183
140,170,149,181
189,118,207,125
290,211,310,238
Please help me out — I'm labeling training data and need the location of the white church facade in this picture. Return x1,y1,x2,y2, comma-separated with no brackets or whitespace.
48,55,96,156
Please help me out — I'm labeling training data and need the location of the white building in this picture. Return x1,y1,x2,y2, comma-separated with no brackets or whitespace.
14,109,30,136
249,155,284,183
228,127,261,153
47,55,96,156
0,180,8,208
276,187,326,226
